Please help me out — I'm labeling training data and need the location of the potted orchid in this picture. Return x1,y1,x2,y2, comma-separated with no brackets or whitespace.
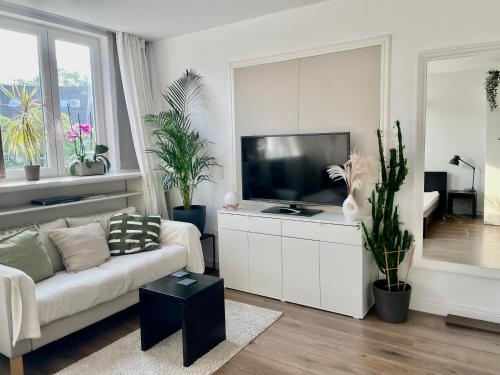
65,110,110,176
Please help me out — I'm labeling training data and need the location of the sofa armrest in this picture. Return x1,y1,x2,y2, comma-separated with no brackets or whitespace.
0,272,14,355
159,220,205,273
0,265,33,358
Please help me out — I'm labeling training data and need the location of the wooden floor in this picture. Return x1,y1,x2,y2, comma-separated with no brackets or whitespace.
2,290,500,375
423,215,500,269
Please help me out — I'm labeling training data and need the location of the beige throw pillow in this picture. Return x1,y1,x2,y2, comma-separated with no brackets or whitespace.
38,218,67,272
49,222,110,273
66,207,137,239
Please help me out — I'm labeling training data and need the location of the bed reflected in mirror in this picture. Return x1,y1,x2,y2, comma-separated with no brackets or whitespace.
422,53,500,269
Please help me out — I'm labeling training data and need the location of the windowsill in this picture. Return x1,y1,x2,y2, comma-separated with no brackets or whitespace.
0,171,142,193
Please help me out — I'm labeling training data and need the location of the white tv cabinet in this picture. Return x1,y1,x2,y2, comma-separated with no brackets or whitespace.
218,206,376,319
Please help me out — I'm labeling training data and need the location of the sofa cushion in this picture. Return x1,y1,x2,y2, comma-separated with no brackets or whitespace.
35,266,130,326
108,213,161,255
100,244,187,289
39,218,67,273
0,226,54,282
49,223,110,273
66,206,137,239
35,244,188,325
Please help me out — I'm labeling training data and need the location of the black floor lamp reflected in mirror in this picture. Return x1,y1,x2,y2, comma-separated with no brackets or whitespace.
449,155,475,192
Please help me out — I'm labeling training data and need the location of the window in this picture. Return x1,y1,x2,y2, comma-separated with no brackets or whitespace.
0,27,47,169
0,16,107,178
54,37,99,168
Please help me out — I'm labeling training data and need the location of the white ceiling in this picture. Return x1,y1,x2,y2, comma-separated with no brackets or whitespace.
5,0,326,40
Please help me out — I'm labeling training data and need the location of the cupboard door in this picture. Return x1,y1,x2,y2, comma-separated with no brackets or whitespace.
218,229,249,290
249,233,282,299
320,242,363,317
282,237,320,307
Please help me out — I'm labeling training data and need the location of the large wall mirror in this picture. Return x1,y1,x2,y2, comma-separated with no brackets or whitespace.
416,43,500,275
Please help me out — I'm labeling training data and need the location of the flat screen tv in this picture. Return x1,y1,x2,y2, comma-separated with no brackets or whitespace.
241,132,350,208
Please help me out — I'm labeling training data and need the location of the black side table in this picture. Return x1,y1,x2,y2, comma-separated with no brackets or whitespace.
200,233,216,274
448,190,477,218
139,273,226,366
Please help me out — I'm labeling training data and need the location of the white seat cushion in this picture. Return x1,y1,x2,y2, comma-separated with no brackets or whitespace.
35,266,129,326
99,244,187,290
35,244,188,326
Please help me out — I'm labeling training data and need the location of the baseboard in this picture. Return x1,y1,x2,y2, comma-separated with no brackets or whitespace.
411,296,500,324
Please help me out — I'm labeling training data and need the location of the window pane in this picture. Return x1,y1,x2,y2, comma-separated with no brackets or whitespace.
55,40,96,164
0,28,47,168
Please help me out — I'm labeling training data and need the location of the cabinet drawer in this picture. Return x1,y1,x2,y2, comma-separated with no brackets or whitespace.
282,219,361,246
218,213,281,235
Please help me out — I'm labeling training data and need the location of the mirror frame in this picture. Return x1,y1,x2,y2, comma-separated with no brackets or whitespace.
414,41,500,280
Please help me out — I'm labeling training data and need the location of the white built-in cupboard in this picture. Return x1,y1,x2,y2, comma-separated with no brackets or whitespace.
218,207,376,319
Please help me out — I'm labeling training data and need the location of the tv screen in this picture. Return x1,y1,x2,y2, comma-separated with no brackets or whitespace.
241,133,350,206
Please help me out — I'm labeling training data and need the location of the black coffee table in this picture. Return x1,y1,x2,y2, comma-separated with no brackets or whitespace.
139,272,226,366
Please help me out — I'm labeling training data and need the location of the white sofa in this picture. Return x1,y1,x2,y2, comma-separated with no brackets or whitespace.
0,216,204,375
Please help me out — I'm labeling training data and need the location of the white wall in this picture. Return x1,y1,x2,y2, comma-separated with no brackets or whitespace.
233,46,381,212
149,0,500,322
425,69,486,214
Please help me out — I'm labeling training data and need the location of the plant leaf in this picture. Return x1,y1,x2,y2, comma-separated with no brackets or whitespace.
95,144,109,154
143,70,218,208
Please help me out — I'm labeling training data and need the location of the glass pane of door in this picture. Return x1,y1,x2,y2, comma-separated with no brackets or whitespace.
0,28,47,168
55,40,96,164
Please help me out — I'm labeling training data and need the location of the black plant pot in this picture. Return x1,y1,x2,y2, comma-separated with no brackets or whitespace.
172,205,206,234
373,279,412,323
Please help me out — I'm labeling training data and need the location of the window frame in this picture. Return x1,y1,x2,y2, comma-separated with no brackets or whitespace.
47,28,107,176
0,15,108,179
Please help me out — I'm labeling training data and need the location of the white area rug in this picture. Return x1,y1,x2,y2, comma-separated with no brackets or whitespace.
55,300,282,375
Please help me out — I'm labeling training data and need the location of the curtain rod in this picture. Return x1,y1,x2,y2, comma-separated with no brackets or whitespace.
0,0,116,36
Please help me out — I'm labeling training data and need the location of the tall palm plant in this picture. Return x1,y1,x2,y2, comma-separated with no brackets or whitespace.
144,70,218,210
1,85,44,165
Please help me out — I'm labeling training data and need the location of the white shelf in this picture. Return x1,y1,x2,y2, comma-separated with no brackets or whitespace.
0,171,142,194
0,191,142,217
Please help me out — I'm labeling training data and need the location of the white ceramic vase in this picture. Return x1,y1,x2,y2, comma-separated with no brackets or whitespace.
342,193,360,221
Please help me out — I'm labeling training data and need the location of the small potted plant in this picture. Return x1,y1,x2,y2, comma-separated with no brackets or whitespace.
362,121,415,323
145,70,218,233
327,150,375,221
1,85,44,181
65,109,110,176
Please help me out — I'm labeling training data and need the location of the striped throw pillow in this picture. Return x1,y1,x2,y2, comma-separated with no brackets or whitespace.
108,213,161,256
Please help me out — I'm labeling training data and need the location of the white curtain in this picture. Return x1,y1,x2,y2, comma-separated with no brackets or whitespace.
116,32,168,218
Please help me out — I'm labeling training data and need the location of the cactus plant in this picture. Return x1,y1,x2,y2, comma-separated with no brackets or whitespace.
362,120,414,292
